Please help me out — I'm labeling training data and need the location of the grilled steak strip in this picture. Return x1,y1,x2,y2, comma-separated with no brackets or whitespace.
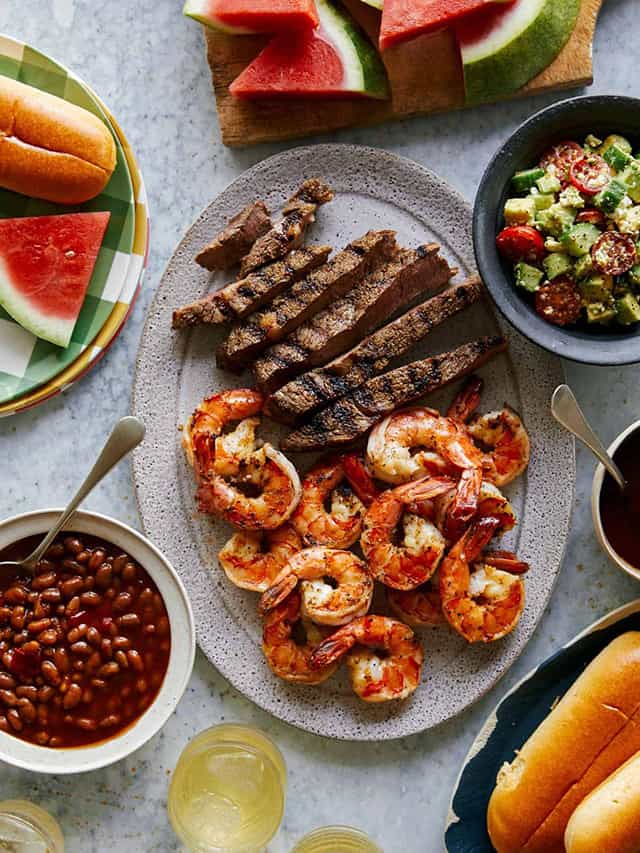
172,245,332,329
238,179,334,278
266,276,484,424
195,201,271,271
218,230,397,371
253,244,453,394
281,336,508,453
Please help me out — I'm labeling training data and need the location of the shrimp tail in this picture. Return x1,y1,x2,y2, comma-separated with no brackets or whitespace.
310,627,357,670
342,454,379,507
258,573,298,615
461,516,501,561
395,476,456,504
484,551,530,575
449,467,482,523
447,375,484,422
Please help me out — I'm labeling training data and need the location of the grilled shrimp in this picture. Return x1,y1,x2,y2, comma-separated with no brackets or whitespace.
262,591,338,685
259,547,374,627
446,376,484,423
366,408,486,524
310,615,424,702
185,390,301,530
291,456,367,549
360,476,454,591
466,406,530,487
435,481,516,543
439,517,528,644
218,524,302,592
386,577,446,628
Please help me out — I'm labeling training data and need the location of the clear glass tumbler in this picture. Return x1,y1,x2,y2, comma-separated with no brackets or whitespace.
291,826,383,852
0,800,64,853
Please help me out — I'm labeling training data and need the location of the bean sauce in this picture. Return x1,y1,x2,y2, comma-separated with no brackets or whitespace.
600,428,640,569
0,534,171,748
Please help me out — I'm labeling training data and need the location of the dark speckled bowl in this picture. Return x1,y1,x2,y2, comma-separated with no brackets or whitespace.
474,95,640,366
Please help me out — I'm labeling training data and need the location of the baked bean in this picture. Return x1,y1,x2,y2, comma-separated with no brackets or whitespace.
65,596,81,616
61,577,84,599
41,661,61,686
62,559,85,576
80,592,101,608
76,550,91,564
4,587,27,605
138,696,150,712
156,617,170,637
35,731,50,746
16,685,38,702
38,686,54,703
28,618,52,635
143,625,156,637
98,662,120,678
121,686,131,700
49,737,62,748
70,641,91,657
112,636,131,652
0,607,10,624
86,652,102,673
38,630,58,646
112,555,128,575
0,674,17,690
91,679,107,690
75,717,97,732
54,649,70,674
86,627,102,646
82,688,93,705
32,573,57,591
95,564,113,589
115,651,129,669
63,537,83,555
118,613,140,630
135,678,148,695
63,684,82,710
88,550,106,572
100,714,121,728
22,641,41,656
72,660,85,672
67,625,87,643
17,698,36,724
106,695,121,713
100,639,113,660
7,709,23,731
12,631,28,646
0,690,18,707
44,544,64,560
138,588,154,608
10,607,25,630
122,563,138,583
83,576,95,592
0,715,8,732
113,592,133,613
37,704,49,726
41,588,62,604
33,599,50,619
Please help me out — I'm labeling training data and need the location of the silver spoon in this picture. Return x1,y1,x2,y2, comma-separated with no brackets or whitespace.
0,416,145,577
551,384,626,493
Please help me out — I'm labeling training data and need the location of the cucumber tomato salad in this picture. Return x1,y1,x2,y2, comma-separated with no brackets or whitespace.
496,134,640,329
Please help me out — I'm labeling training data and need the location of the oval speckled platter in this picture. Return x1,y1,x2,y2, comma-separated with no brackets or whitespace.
445,600,640,852
132,144,574,741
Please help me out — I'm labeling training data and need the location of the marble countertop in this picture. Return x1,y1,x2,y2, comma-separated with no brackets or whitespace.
0,1,639,850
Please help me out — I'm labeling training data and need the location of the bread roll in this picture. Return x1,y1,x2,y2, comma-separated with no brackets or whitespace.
0,76,116,203
565,750,640,853
487,632,640,853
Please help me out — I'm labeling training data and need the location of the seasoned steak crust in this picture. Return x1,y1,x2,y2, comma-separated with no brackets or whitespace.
171,245,332,329
195,201,271,271
281,335,508,452
218,230,397,371
238,179,334,278
253,243,453,394
266,276,484,424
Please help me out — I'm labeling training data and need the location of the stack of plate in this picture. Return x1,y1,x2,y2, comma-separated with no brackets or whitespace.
0,35,149,417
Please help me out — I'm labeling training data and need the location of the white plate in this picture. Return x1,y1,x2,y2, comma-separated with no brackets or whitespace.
132,144,573,741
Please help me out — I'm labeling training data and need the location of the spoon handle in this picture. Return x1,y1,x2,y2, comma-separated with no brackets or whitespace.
26,417,146,566
551,384,626,491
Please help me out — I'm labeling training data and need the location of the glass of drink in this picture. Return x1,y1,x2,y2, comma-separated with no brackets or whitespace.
291,826,383,853
0,800,64,853
168,723,287,853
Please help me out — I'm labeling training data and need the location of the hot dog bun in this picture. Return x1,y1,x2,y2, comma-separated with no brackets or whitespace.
565,750,640,853
487,632,640,853
0,76,116,204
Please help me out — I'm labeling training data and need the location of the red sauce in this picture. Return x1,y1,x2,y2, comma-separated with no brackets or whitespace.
599,429,640,568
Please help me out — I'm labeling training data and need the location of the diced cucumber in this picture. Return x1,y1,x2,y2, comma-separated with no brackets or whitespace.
578,274,613,302
515,262,544,293
594,179,627,213
533,193,555,211
586,302,617,324
511,168,546,194
629,264,640,287
561,222,602,257
575,253,595,280
600,134,633,156
536,173,562,194
504,197,536,225
603,144,632,172
616,292,640,325
543,252,573,280
585,134,603,150
536,204,576,237
619,162,640,203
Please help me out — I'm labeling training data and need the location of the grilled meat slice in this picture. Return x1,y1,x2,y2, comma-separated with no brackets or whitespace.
238,179,334,277
218,230,397,371
195,201,271,271
281,336,508,452
266,276,484,424
172,245,332,329
253,244,453,394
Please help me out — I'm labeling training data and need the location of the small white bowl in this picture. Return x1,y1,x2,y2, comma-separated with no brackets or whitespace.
592,420,640,582
0,509,195,774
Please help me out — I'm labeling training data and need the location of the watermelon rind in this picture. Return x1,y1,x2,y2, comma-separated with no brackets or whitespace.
183,0,255,34
0,257,73,348
459,0,580,105
319,0,389,99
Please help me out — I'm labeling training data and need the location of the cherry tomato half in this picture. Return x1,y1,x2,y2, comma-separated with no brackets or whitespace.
496,226,545,263
539,141,583,184
570,154,611,196
535,277,582,327
592,231,637,275
576,209,607,227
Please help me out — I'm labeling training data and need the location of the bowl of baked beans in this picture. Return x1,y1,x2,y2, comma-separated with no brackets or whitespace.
0,509,195,773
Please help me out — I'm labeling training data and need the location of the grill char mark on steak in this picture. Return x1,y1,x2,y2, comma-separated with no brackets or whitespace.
252,244,454,394
218,230,397,371
265,276,484,424
195,201,271,271
171,245,332,329
238,179,334,278
281,335,508,452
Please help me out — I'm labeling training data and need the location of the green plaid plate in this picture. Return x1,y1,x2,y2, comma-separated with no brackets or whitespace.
0,35,135,405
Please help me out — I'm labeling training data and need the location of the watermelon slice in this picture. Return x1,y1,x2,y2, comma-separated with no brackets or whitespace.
0,212,111,349
457,0,580,104
379,0,511,51
183,0,319,34
229,0,389,100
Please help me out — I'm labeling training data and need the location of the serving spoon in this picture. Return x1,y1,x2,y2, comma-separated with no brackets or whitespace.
551,384,626,493
0,416,145,577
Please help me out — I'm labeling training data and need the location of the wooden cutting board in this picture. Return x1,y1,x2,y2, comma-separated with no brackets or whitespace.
205,0,603,147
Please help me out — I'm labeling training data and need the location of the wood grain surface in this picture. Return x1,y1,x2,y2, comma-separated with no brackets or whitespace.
205,0,603,147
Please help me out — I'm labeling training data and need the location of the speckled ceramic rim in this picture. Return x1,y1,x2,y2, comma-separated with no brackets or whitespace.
0,509,195,774
591,421,640,582
474,95,640,366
